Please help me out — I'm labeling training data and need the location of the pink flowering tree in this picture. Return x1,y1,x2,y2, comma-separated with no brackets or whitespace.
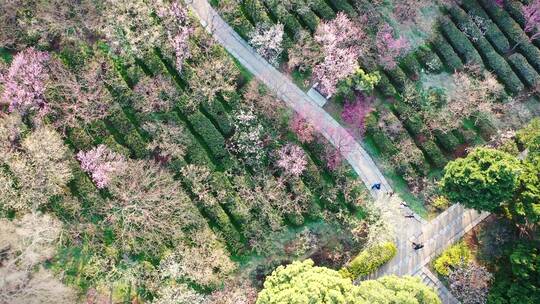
376,23,409,70
341,93,374,136
313,13,365,96
0,48,50,117
290,113,316,143
276,144,308,177
77,145,127,189
523,0,540,43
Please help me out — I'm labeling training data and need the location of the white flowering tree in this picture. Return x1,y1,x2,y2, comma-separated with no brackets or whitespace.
249,23,284,66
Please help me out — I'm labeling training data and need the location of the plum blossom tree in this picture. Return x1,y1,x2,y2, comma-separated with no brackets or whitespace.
77,145,127,189
0,48,50,117
290,113,315,143
523,0,540,42
143,121,188,162
376,23,409,69
228,108,266,167
276,144,308,177
249,23,284,66
313,13,365,96
133,75,179,113
341,93,373,136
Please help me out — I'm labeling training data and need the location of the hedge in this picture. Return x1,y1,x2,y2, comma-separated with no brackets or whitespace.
419,140,448,168
375,72,397,97
365,113,399,157
327,0,357,18
342,242,397,279
415,45,444,73
124,129,148,159
431,35,464,71
434,130,462,152
218,0,254,39
447,5,524,94
400,53,422,79
68,127,95,151
187,111,228,161
384,66,408,91
478,0,540,72
433,242,471,276
102,135,131,157
439,17,484,67
508,53,540,87
504,0,527,28
295,8,320,33
264,0,303,38
201,100,234,137
69,166,104,206
241,0,273,25
211,172,251,225
460,0,511,53
311,0,336,20
474,114,498,141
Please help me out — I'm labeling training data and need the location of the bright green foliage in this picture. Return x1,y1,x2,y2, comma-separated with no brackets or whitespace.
514,156,540,223
517,118,540,154
441,148,522,212
433,242,471,277
357,275,442,304
256,260,441,304
256,259,362,304
344,242,397,279
488,243,540,304
336,68,380,99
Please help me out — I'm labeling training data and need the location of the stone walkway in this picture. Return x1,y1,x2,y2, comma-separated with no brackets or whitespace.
187,1,488,302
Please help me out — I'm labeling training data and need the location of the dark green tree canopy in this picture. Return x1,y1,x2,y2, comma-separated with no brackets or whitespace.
441,148,522,212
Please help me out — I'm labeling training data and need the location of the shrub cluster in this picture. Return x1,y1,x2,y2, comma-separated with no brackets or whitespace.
187,111,229,162
416,45,444,73
431,35,464,71
342,242,398,279
327,0,357,18
508,53,540,87
311,0,336,20
439,17,484,67
433,242,471,276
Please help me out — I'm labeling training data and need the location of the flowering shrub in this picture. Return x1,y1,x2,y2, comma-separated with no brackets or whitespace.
376,23,409,70
1,48,50,116
228,109,266,167
341,94,373,136
290,113,315,143
77,145,126,189
276,144,307,177
249,23,284,66
523,0,540,42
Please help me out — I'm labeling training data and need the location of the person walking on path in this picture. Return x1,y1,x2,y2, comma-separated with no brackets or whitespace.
371,183,381,190
405,214,415,218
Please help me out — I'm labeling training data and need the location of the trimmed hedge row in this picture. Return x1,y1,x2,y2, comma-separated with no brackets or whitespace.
431,35,464,71
375,72,398,97
504,0,527,28
342,242,397,279
508,53,540,87
294,6,320,33
311,0,336,20
434,130,462,153
384,66,408,91
439,17,484,67
68,127,95,151
478,0,540,73
365,113,399,157
217,0,255,39
327,0,357,18
263,0,303,38
400,53,422,79
187,111,229,161
241,0,273,25
447,5,524,94
211,171,251,226
201,100,234,137
460,0,511,53
107,109,148,159
416,45,444,73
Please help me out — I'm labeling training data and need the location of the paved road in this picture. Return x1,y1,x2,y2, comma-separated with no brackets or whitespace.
187,1,488,302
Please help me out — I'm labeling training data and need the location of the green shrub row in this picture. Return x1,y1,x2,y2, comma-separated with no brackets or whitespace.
295,7,320,33
508,53,540,87
263,0,303,38
375,72,397,97
201,100,234,137
365,113,399,157
439,17,484,67
447,5,524,94
68,127,95,151
241,0,273,26
384,67,408,91
327,0,357,18
107,109,148,159
218,0,255,39
504,0,526,28
474,114,498,141
187,111,229,162
431,35,464,71
478,0,540,73
415,45,444,73
342,242,398,279
311,0,336,20
210,171,251,226
400,53,422,79
460,0,511,53
434,130,462,153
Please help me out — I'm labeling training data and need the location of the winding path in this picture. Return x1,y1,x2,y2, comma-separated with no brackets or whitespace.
187,1,488,302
